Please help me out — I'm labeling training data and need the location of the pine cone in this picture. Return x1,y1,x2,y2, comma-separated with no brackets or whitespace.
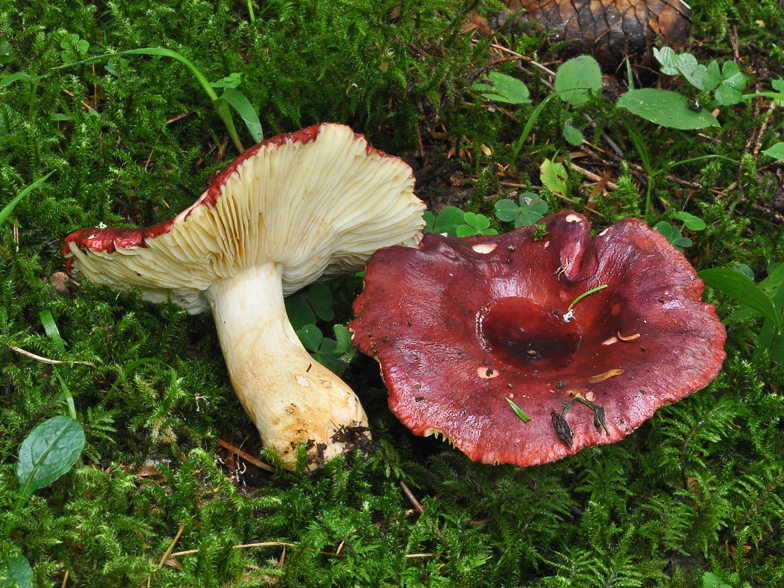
469,0,691,72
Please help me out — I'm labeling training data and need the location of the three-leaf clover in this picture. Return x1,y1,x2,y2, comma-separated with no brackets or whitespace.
458,212,497,237
495,193,549,227
654,221,693,251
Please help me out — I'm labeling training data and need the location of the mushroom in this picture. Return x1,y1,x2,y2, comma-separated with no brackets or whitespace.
63,123,426,469
349,210,726,466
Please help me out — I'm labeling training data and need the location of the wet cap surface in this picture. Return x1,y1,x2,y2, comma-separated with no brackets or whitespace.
350,211,726,466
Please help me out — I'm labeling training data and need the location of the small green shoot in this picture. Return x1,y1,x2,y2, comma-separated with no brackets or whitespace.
565,285,608,321
60,33,89,64
39,310,76,419
505,397,531,423
494,193,548,227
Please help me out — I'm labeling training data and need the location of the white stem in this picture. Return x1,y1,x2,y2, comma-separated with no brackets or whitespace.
205,262,369,469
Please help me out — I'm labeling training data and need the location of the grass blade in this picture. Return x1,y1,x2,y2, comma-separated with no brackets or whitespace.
0,171,55,227
699,268,780,331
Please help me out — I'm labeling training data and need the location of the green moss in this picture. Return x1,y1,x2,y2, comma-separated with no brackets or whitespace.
1,0,784,585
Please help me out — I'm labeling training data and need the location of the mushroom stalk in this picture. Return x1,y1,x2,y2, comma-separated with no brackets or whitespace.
205,262,368,468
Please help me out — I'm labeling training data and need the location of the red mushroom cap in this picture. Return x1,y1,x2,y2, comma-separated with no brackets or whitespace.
350,210,726,466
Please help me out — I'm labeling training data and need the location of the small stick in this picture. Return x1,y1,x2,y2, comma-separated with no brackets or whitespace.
217,438,275,472
8,346,97,368
166,111,195,125
400,480,424,513
567,162,619,192
752,102,776,160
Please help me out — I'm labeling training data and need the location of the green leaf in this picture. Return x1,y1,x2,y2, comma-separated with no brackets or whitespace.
297,324,323,353
0,172,55,228
104,57,129,76
672,211,707,231
217,87,263,143
721,61,746,90
759,262,784,303
211,72,242,89
422,211,435,233
431,206,466,237
456,225,480,237
39,310,66,354
653,47,680,76
472,71,530,105
305,283,334,321
16,416,85,500
515,196,548,227
654,221,692,249
0,103,11,137
617,89,720,129
0,71,32,88
333,324,353,354
505,397,531,423
773,78,784,94
554,56,602,106
494,199,520,222
463,212,490,231
714,83,742,106
702,60,722,92
731,263,755,282
0,41,12,65
762,143,784,161
675,53,707,91
2,554,33,588
285,297,316,331
540,159,568,196
699,268,780,331
562,118,583,145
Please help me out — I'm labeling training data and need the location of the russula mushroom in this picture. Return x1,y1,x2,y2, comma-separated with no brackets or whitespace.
63,123,425,469
350,210,726,466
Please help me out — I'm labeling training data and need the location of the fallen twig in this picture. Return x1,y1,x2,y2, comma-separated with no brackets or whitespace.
217,438,275,472
8,346,97,368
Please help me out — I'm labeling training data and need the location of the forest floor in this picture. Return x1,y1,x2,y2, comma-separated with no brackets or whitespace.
1,1,784,586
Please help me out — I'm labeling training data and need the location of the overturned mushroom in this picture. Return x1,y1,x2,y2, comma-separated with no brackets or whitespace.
469,0,692,72
64,123,425,469
350,210,725,466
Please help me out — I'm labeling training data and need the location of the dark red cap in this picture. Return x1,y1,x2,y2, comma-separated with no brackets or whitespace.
350,210,726,466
